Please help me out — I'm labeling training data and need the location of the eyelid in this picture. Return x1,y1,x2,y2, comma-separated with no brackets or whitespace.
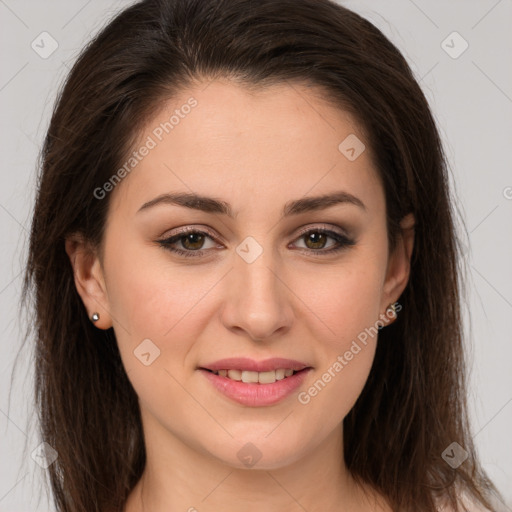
293,223,351,239
160,225,222,243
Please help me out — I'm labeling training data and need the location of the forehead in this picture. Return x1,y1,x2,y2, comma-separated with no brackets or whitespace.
109,79,383,217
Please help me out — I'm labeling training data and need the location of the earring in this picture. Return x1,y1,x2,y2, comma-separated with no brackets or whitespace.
91,312,100,323
386,303,397,323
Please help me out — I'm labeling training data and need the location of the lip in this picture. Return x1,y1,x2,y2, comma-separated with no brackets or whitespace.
199,357,310,372
200,367,312,406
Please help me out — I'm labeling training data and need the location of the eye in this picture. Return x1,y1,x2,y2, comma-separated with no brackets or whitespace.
290,227,355,255
157,225,355,259
157,228,219,258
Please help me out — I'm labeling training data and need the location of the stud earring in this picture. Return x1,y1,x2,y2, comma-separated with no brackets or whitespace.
386,303,397,323
91,312,100,323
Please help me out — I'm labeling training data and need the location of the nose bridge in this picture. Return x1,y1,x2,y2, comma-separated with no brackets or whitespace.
239,248,279,301
222,236,293,340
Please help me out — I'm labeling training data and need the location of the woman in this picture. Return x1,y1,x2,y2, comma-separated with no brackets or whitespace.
23,0,505,510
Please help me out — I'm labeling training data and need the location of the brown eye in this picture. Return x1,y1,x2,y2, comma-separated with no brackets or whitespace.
303,231,329,250
180,232,206,250
292,228,356,255
157,229,218,257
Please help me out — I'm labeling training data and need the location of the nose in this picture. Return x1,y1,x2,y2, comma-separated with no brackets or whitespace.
220,247,294,342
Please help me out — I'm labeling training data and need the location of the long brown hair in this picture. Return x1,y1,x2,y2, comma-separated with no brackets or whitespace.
21,0,503,510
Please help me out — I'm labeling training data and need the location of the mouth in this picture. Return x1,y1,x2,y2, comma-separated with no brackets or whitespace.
197,357,312,405
199,365,313,406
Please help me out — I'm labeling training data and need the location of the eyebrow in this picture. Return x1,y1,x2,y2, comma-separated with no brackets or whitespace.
137,190,366,217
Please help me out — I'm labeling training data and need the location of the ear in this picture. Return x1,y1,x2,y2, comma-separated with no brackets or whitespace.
380,213,415,315
65,234,112,330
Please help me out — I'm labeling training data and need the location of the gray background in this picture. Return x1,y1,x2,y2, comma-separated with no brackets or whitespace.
0,1,511,510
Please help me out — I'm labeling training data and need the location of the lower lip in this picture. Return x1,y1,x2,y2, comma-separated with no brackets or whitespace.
200,368,311,407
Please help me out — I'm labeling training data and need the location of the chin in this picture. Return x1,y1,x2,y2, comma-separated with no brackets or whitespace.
207,439,307,471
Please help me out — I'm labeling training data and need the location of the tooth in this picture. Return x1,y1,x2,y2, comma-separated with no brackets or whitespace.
258,370,276,384
275,369,286,380
227,369,242,381
241,370,259,383
284,369,293,377
218,369,228,377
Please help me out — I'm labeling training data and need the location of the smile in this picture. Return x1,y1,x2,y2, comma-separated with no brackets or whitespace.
200,367,312,406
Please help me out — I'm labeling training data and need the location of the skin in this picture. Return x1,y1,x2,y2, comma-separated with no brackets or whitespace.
66,78,415,512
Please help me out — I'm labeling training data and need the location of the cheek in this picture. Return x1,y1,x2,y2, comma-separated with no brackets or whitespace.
106,259,213,411
296,292,380,432
103,242,230,390
301,255,385,342
291,256,384,416
104,236,219,336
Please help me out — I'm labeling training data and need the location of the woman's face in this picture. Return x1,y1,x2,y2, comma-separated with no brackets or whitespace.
70,79,413,470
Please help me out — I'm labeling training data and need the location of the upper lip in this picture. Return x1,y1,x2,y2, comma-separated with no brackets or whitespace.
200,357,311,372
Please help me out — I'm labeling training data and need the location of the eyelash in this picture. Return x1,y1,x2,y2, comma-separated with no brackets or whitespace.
157,226,355,258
